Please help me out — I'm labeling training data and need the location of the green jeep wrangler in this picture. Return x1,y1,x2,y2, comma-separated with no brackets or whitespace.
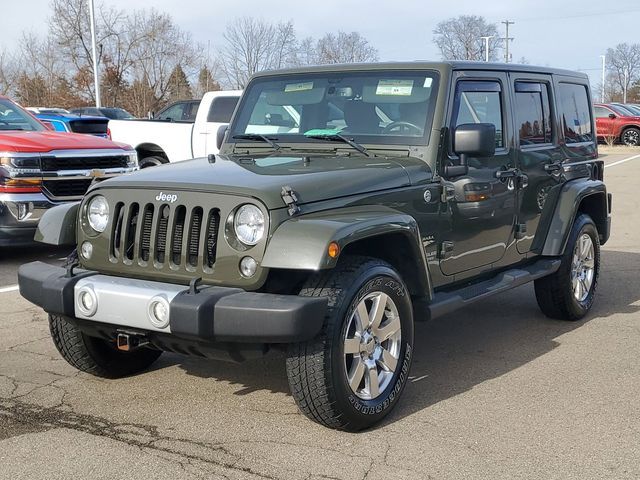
19,62,611,431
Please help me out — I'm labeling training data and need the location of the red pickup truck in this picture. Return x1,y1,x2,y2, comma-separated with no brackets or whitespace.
594,103,640,146
0,96,138,246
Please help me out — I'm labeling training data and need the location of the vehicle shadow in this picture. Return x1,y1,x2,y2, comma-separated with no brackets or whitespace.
134,249,640,420
0,245,71,284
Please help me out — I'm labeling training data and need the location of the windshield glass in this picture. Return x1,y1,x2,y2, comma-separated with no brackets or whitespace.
0,99,46,132
610,104,636,117
102,108,134,119
230,70,439,146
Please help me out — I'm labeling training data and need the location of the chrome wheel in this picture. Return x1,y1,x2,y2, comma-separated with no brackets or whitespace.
343,292,402,400
571,233,595,302
622,129,640,146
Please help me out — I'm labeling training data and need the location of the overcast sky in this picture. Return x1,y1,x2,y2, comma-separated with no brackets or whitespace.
3,0,640,85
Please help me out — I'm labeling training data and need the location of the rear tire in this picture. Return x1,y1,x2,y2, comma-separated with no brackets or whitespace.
286,256,414,431
621,127,640,147
534,214,600,320
49,314,162,378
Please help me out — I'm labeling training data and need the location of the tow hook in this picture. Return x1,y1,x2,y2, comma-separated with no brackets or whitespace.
116,332,149,352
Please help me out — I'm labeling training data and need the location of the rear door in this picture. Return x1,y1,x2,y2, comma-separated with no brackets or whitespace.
509,73,563,254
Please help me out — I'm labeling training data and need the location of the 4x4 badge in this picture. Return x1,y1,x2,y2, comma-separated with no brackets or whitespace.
156,192,178,203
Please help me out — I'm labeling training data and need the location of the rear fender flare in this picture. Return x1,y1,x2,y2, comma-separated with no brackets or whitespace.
540,179,609,256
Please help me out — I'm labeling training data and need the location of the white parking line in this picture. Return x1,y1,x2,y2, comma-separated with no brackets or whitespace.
0,285,19,293
605,153,640,169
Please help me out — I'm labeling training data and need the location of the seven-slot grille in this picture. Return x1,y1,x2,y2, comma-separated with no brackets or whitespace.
110,201,220,270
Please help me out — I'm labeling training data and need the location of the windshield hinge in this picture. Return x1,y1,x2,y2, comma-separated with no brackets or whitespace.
281,186,301,216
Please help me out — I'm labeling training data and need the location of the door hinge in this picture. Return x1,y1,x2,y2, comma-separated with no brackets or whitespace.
281,185,300,216
438,241,454,259
441,184,455,203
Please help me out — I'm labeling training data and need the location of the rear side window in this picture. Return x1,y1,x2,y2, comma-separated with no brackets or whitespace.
452,80,504,148
208,96,240,123
558,83,593,144
514,82,552,145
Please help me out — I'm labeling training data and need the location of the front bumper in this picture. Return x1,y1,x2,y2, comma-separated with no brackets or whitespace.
18,261,327,344
0,192,58,246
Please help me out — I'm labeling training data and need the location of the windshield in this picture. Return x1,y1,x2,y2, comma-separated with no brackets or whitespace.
0,99,46,132
610,104,637,117
102,108,134,119
230,70,439,147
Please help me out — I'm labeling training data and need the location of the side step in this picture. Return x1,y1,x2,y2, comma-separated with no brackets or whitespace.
427,258,561,320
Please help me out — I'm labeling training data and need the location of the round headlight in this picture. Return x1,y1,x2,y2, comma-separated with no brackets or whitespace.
233,204,265,246
87,195,109,233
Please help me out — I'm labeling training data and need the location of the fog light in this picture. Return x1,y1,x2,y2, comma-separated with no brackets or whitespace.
239,256,258,278
147,295,170,329
77,286,98,317
80,241,93,259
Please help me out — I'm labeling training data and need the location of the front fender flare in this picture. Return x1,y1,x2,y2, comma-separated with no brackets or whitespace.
261,206,432,294
34,202,79,246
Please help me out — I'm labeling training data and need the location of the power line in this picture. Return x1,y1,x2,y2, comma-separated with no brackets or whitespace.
501,20,514,63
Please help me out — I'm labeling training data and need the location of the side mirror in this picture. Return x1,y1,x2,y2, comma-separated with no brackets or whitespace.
216,124,229,150
446,123,496,177
41,121,55,131
608,113,616,120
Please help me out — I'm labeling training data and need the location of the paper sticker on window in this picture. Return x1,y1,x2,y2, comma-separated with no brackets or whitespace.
376,80,414,96
423,78,433,88
284,82,314,92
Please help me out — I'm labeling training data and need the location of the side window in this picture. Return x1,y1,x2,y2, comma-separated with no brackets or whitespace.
158,103,185,121
594,106,611,119
208,96,240,123
184,102,199,121
514,82,552,145
452,80,504,148
558,83,593,144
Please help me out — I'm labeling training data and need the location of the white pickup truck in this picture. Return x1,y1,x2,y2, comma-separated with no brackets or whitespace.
108,90,242,168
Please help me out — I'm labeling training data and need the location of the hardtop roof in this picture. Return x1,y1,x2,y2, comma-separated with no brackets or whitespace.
252,61,588,81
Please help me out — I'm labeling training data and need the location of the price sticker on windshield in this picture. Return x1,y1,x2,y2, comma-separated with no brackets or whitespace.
376,79,414,96
284,82,314,92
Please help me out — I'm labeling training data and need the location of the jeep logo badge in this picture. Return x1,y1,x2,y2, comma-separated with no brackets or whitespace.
156,192,178,203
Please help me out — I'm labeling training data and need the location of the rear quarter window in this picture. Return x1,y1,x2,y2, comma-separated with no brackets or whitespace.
208,96,240,123
558,83,593,144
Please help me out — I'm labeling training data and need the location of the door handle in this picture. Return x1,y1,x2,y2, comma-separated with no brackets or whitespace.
544,161,563,173
496,168,519,179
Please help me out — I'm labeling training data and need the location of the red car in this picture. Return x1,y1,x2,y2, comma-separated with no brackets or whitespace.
0,96,138,246
594,103,640,146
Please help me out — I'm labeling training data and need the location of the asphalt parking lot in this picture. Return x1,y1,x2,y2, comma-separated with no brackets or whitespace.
1,149,639,480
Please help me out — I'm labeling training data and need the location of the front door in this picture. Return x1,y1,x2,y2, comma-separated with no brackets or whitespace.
439,72,518,276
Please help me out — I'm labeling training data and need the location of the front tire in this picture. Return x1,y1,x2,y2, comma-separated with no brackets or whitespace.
286,256,414,431
534,214,600,320
49,314,162,378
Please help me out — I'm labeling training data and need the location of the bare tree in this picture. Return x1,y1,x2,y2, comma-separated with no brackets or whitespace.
313,31,378,64
606,43,640,101
433,16,501,61
219,17,298,88
0,49,17,96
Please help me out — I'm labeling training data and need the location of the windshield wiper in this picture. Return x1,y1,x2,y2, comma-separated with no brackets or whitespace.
304,133,371,157
232,133,281,150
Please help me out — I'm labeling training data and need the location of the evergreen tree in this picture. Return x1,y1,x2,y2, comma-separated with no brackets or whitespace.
167,64,192,101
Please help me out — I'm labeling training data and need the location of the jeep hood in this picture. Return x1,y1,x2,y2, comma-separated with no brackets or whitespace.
95,154,425,209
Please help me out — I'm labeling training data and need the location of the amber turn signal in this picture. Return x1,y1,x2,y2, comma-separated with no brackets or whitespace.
328,242,340,259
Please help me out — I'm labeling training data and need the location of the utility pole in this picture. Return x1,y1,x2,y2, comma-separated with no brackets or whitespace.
88,0,101,107
600,55,606,102
623,68,629,103
501,20,515,63
480,36,494,62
